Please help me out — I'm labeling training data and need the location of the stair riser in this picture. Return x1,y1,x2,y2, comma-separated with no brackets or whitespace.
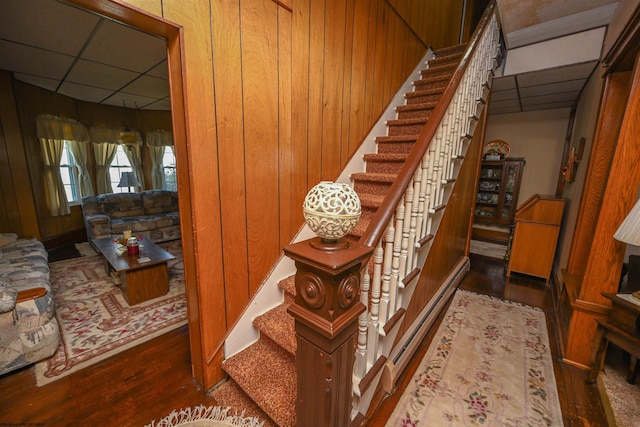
376,140,416,154
387,122,425,136
413,80,448,93
426,57,460,69
365,159,405,175
420,67,453,80
397,109,433,120
353,180,393,197
406,92,442,105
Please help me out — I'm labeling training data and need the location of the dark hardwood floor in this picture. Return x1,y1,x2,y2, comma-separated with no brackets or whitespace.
0,253,607,426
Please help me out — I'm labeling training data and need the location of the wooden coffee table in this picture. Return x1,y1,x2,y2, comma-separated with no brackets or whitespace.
92,237,176,305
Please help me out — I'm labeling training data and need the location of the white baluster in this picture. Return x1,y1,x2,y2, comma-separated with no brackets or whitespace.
354,264,370,378
390,203,404,315
367,241,383,368
379,222,394,325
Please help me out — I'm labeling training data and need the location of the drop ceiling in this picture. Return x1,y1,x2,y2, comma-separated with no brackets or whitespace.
489,0,620,115
0,0,622,115
0,0,170,110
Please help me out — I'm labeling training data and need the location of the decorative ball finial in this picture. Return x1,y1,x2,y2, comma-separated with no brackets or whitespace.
303,181,361,243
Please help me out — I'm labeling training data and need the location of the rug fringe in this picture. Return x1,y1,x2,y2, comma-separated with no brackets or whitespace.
145,405,265,427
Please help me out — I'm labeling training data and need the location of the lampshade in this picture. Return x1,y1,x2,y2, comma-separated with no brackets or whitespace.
614,198,640,246
117,171,141,188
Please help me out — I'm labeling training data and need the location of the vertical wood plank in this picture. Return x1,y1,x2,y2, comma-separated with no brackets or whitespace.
212,0,250,323
241,0,281,294
371,0,388,118
307,0,325,186
291,0,311,228
348,0,371,157
279,7,293,246
321,0,346,180
340,1,355,164
363,0,379,128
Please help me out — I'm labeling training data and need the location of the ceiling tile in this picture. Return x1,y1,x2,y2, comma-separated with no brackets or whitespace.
522,101,574,111
121,75,170,99
102,92,158,109
489,106,522,115
491,76,517,91
491,89,519,101
143,99,172,111
0,0,99,56
81,19,166,73
517,61,597,87
13,73,59,92
0,40,74,80
57,81,115,104
147,61,169,80
490,99,521,109
519,79,586,97
66,59,139,90
521,91,580,106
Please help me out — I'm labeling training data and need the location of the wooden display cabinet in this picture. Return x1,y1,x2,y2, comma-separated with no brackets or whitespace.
474,158,525,226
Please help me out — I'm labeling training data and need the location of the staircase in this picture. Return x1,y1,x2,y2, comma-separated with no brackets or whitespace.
211,45,468,427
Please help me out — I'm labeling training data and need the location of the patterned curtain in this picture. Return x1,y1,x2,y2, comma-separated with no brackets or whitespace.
146,130,174,189
35,115,90,216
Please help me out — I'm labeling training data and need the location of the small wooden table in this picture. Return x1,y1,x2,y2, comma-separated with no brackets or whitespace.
587,292,640,384
92,237,175,305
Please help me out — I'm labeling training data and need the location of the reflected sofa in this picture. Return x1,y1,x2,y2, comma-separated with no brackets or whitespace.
81,190,180,244
0,233,60,376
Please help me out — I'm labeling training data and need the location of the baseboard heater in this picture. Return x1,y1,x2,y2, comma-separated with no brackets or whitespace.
382,256,470,393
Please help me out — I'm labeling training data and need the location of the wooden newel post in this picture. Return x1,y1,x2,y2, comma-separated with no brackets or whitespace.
284,237,373,427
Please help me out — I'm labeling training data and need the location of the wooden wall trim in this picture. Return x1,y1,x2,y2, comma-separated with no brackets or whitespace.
565,71,631,277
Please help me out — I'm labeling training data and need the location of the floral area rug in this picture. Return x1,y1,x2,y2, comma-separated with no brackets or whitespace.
35,240,186,386
386,289,563,426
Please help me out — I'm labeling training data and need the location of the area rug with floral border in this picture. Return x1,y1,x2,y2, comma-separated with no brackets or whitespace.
386,289,563,426
35,240,186,386
145,405,264,427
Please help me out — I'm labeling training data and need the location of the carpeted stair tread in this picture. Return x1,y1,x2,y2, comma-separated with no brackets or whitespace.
351,172,397,184
386,117,429,136
432,43,467,57
396,102,437,119
254,303,296,356
375,134,419,143
348,217,370,239
386,117,429,127
278,275,296,301
364,153,408,162
222,338,296,427
405,88,446,104
211,380,277,427
414,72,452,86
358,193,385,209
363,153,408,175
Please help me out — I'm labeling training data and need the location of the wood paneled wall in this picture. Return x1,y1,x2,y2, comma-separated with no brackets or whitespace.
2,0,463,388
207,0,435,326
388,0,465,48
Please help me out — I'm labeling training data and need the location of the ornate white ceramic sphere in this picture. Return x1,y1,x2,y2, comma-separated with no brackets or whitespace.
303,181,361,241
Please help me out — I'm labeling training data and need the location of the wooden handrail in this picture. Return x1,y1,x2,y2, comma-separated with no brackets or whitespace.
362,0,498,249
